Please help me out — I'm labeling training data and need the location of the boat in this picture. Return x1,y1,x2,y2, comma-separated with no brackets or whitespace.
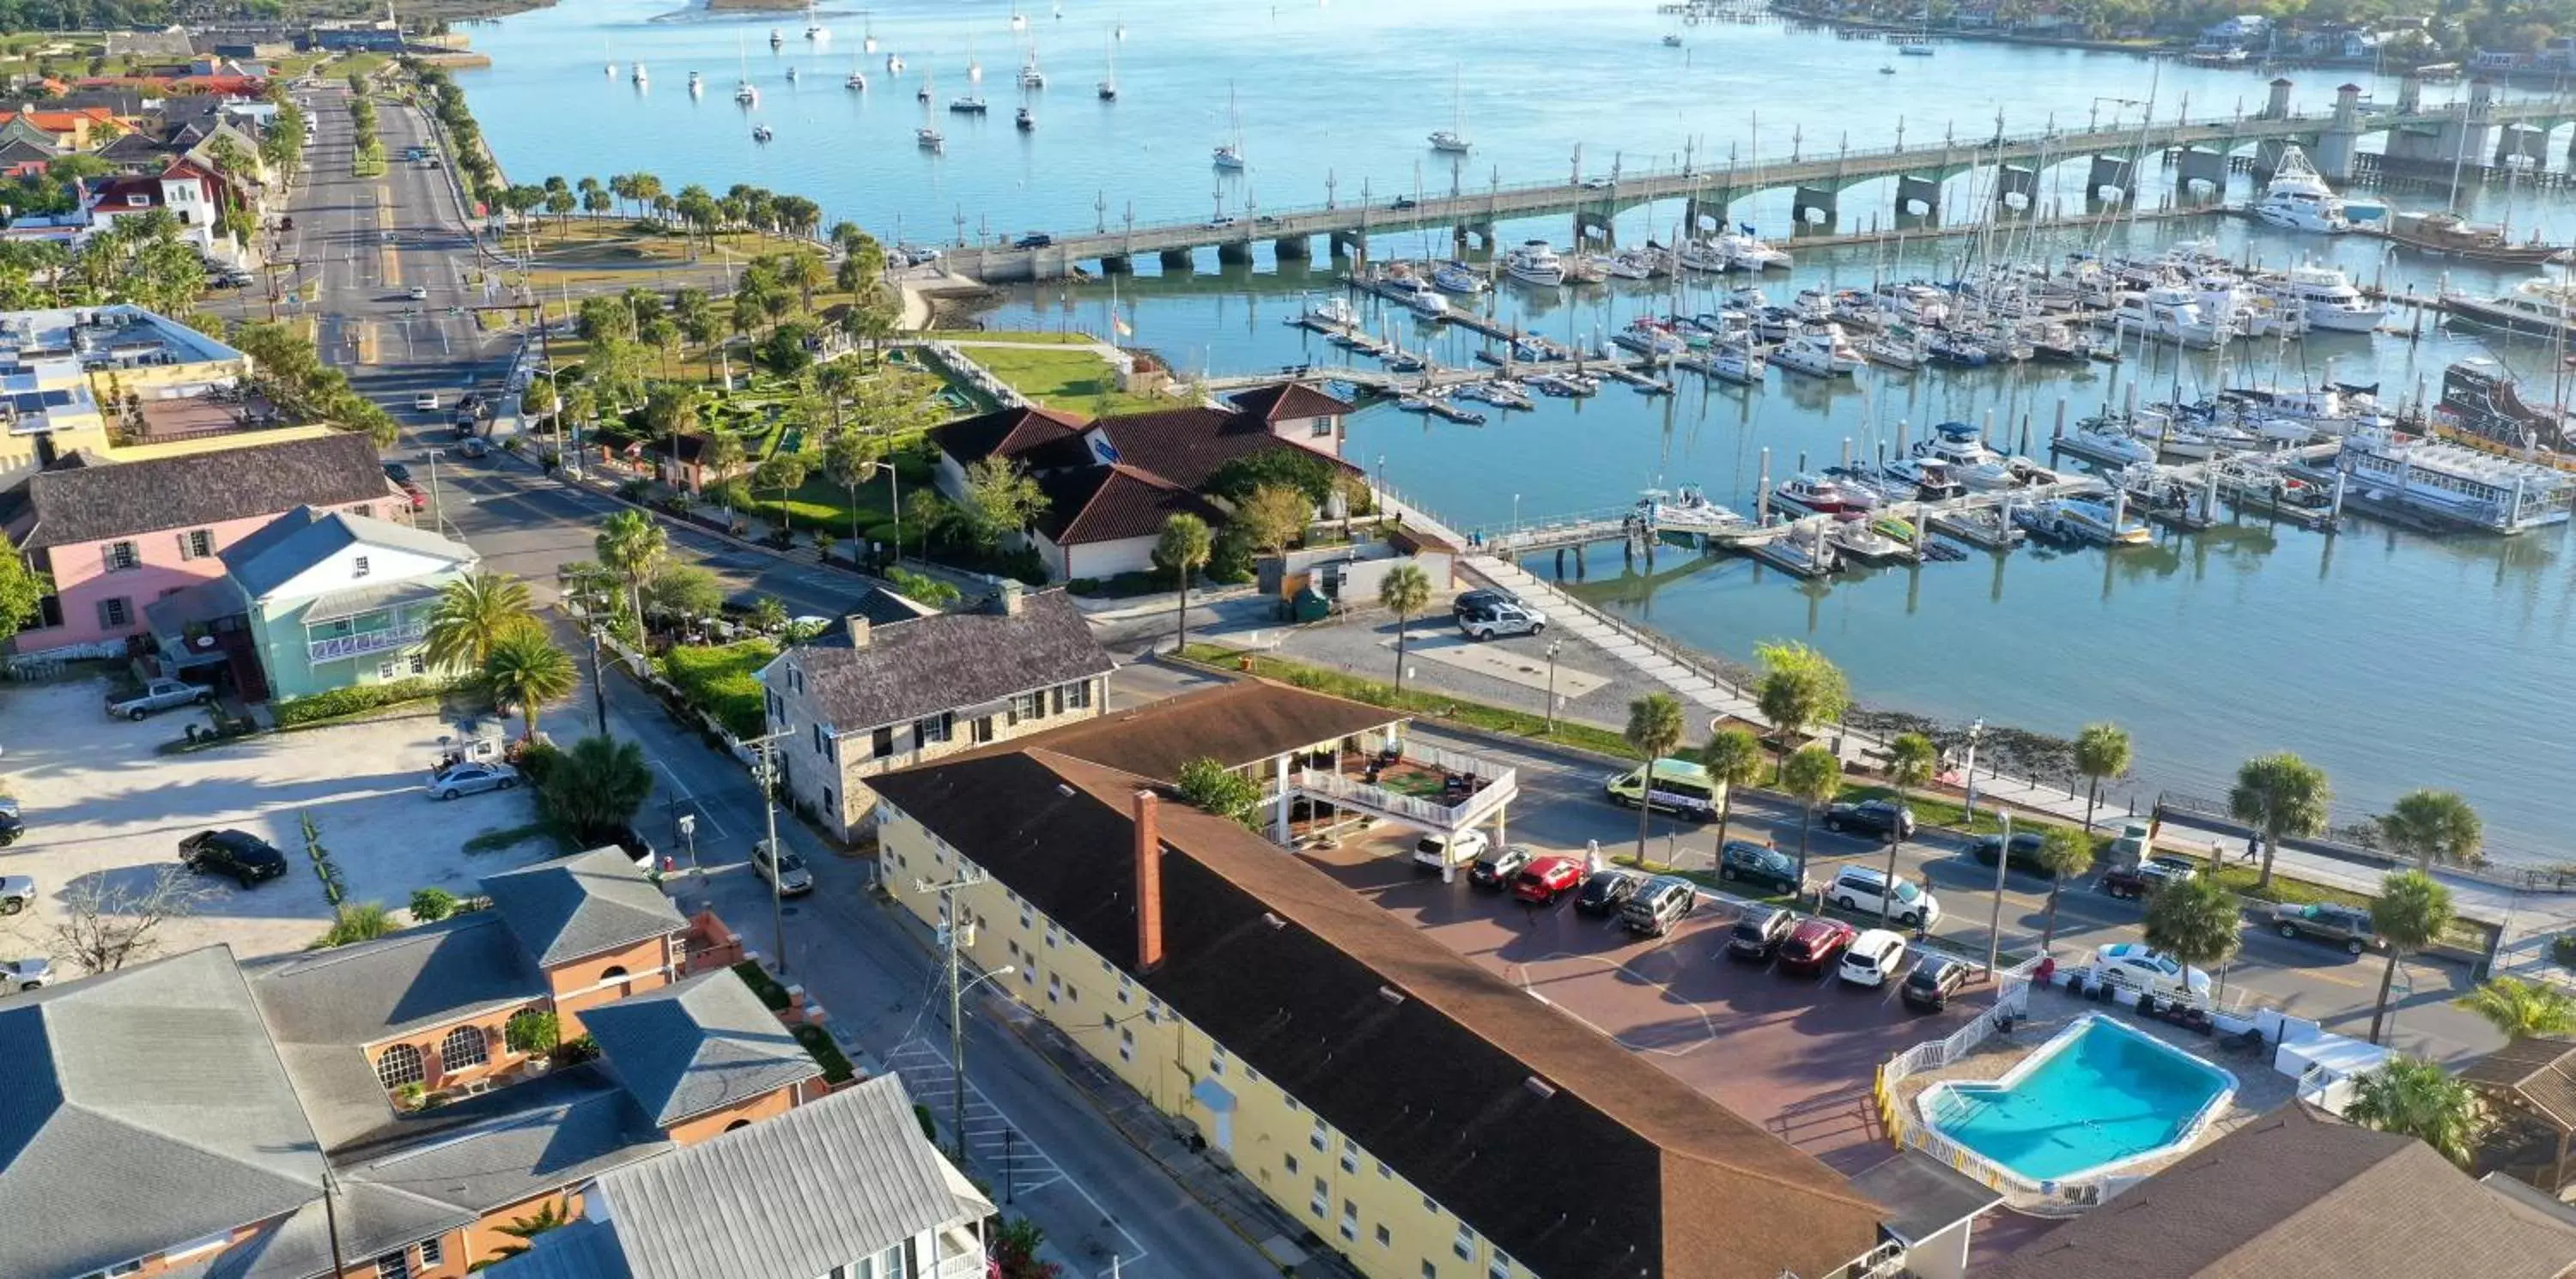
2342,425,2574,533
1429,66,1469,152
917,126,945,150
1214,82,1247,170
2434,358,2573,452
1746,518,1841,577
1305,296,1359,327
734,39,759,105
2248,146,2349,233
784,66,799,82
1561,254,1607,286
2063,419,2159,466
751,123,773,142
1880,64,1896,74
1430,262,1486,294
1604,246,1663,280
1773,473,1878,517
2257,263,2384,333
1637,484,1746,533
1715,229,1792,270
886,53,905,73
1859,326,1927,368
1830,521,1915,563
631,61,647,85
1674,239,1731,273
1929,505,2026,549
1098,36,1119,100
1501,240,1565,287
1914,421,2019,489
2439,277,2576,345
1880,456,1965,500
2109,286,2227,349
1404,289,1449,320
769,28,784,50
2223,381,2389,439
688,70,703,95
1662,33,1684,46
1771,324,1863,378
2023,495,2152,545
846,63,867,90
2384,211,2570,265
1705,337,1765,385
950,96,988,114
1893,33,1935,54
1016,106,1035,131
1020,56,1046,88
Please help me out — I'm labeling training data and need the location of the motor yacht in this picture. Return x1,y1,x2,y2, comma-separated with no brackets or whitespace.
1716,230,1793,270
2023,496,2152,545
750,122,774,142
1913,421,2019,489
1430,262,1486,294
1674,239,1730,273
949,95,988,114
1861,328,1926,370
1771,324,1863,377
1019,58,1046,88
916,126,945,150
1638,484,1746,533
1773,473,1878,517
2066,419,2159,466
1016,106,1035,131
2110,286,2227,349
1830,521,1915,563
1880,456,1965,500
2248,146,2349,233
1502,240,1566,287
2438,276,2576,343
1705,337,1765,385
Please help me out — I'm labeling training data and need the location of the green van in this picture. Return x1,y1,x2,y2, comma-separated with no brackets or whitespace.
1603,757,1722,821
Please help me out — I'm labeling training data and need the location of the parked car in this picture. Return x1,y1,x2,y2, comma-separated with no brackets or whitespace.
751,840,815,897
0,955,51,992
1777,916,1857,974
2090,942,2213,1000
1824,799,1916,840
1575,868,1645,915
2100,855,2199,900
398,482,428,511
1412,828,1489,874
382,462,414,486
179,830,289,887
1451,587,1521,620
1727,905,1796,961
1969,831,2064,877
0,875,32,914
1901,954,1970,1011
0,805,22,848
1457,600,1546,640
415,391,440,411
1619,875,1698,937
106,678,210,721
1826,865,1941,927
1716,840,1801,896
2271,902,2384,955
1838,929,1910,987
427,761,519,800
1510,855,1583,905
1468,843,1535,890
1603,757,1721,821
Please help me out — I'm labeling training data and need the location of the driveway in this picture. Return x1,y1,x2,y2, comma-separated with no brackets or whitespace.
0,676,555,969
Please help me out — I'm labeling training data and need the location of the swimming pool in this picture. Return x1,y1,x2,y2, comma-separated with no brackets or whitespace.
1918,1015,2236,1185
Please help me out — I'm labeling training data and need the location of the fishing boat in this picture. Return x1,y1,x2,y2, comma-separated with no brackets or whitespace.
2248,146,2349,233
1501,240,1565,287
2384,211,2570,265
1213,83,1246,170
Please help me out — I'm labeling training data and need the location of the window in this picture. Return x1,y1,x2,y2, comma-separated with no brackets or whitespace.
1309,1178,1328,1219
374,1252,409,1279
1020,967,1035,986
1065,985,1078,1003
1065,679,1092,711
407,653,426,676
1454,1225,1476,1262
1312,417,1335,438
1376,1160,1392,1179
1013,691,1046,722
1284,1151,1299,1175
1019,905,1033,929
1208,1044,1225,1076
1489,1252,1513,1279
1119,1027,1134,1063
1421,1193,1438,1214
1340,1137,1358,1174
813,723,829,755
1051,684,1066,715
972,715,995,744
352,555,371,579
872,726,895,759
374,1042,425,1090
104,541,137,571
438,1025,487,1072
1423,1264,1439,1279
1309,1118,1327,1152
377,660,401,681
915,712,952,744
416,1238,444,1269
1047,973,1061,1003
1340,1201,1358,1243
96,597,131,629
180,529,214,559
1375,1224,1392,1249
1117,974,1132,1003
789,667,805,694
1044,924,1059,949
600,964,629,985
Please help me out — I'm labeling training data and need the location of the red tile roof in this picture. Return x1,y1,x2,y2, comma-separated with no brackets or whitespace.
926,405,1088,470
1225,382,1355,423
1032,463,1225,546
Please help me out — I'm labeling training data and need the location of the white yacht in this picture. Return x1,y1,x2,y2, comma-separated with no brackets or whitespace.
2342,427,2574,533
1913,421,2017,488
2439,277,2576,343
1501,240,1565,287
1674,239,1731,273
2248,147,2350,233
2257,263,2384,333
2110,286,2227,349
1019,58,1046,88
2026,496,2152,545
1601,248,1661,281
916,126,944,150
1881,456,1965,500
1638,484,1747,533
1771,324,1863,378
1404,288,1449,320
1861,328,1926,370
1430,262,1486,294
1716,230,1793,270
2067,419,2159,466
1705,337,1765,385
2225,382,2389,439
1305,296,1359,327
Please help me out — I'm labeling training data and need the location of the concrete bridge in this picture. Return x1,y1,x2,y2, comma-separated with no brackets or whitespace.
949,77,2576,282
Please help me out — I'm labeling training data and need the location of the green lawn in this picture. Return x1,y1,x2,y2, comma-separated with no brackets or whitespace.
657,640,777,740
960,345,1166,417
935,329,1097,344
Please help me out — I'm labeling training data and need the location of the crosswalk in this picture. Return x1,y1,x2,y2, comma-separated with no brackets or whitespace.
883,1037,1066,1197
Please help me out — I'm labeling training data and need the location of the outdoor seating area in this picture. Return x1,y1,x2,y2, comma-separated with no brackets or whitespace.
1291,730,1517,835
1351,743,1498,804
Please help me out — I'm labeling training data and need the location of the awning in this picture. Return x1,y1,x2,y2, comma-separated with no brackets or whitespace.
143,578,242,637
301,582,438,624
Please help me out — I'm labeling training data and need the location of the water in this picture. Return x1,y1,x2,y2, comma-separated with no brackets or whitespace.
1923,1015,2233,1182
454,3,2576,858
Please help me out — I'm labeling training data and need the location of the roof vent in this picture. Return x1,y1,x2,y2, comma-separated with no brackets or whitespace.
1376,985,1406,1005
1261,912,1286,930
1056,784,1076,797
1522,1076,1558,1100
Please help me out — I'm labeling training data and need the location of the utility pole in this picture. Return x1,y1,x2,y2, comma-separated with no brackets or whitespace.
1985,809,2013,977
916,869,999,1166
750,730,793,973
587,627,609,737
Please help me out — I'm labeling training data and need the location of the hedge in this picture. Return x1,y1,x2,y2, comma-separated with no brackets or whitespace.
658,640,775,741
275,677,448,728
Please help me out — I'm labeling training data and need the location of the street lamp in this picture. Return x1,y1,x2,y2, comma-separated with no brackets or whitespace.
749,730,793,974
1985,809,2013,977
1960,717,1986,820
1543,638,1564,733
675,811,698,876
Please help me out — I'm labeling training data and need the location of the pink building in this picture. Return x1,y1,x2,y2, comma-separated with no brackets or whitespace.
6,433,403,657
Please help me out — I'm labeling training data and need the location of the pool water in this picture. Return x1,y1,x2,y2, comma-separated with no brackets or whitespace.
1921,1015,2235,1184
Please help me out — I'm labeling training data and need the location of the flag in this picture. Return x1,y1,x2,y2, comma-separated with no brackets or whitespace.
1111,308,1133,338
1739,221,1756,236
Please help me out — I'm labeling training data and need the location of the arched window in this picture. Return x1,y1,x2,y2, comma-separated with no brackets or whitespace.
440,1025,489,1073
375,1042,425,1090
600,965,629,985
725,1119,753,1132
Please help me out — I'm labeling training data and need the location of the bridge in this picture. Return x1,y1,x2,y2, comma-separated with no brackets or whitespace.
948,77,2576,282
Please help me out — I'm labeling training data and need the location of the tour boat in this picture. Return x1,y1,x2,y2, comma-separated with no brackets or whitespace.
1501,240,1565,287
2248,147,2349,233
2342,425,2573,533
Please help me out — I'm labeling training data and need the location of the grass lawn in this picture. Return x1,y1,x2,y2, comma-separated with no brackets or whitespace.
960,344,1166,417
935,329,1097,344
657,639,777,740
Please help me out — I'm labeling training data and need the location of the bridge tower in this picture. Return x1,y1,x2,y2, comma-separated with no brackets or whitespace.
2315,82,2364,183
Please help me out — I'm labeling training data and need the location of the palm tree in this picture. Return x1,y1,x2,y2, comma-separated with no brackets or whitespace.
2379,789,2483,873
2229,752,2331,889
2455,977,2576,1040
1780,745,1843,906
703,432,749,516
1376,563,1431,701
1877,732,1938,928
1156,513,1212,658
2142,874,2244,991
2369,870,2456,1046
823,432,880,548
421,570,535,672
1753,640,1850,782
1700,727,1765,852
594,509,666,630
487,1201,573,1261
2031,827,2094,949
1624,694,1686,871
2345,1057,2484,1167
483,627,578,741
2072,721,2132,833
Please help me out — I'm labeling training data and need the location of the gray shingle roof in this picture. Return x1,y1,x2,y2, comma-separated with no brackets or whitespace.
483,847,689,968
0,946,326,1279
220,505,474,599
16,432,395,550
579,970,820,1127
770,588,1112,733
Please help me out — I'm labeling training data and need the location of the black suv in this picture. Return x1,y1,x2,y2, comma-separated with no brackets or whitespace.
1727,906,1795,961
1970,832,2069,877
1575,868,1644,915
1716,840,1801,895
1901,955,1970,1011
179,829,289,886
1825,799,1916,840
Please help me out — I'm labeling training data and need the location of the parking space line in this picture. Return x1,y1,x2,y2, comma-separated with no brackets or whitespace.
651,760,732,840
883,1038,1145,1262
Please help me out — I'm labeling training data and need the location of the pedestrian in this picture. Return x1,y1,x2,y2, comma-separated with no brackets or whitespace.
1584,839,1602,876
2245,833,2260,864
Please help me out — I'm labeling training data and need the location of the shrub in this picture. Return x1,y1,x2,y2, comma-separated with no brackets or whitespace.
504,1009,561,1054
310,901,396,949
793,1023,856,1082
274,677,447,727
886,566,961,608
658,640,778,740
410,888,459,922
550,1033,599,1066
733,959,793,1011
2555,934,2576,972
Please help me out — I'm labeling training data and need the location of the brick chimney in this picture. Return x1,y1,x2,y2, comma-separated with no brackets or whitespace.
844,615,870,648
1133,789,1164,973
993,579,1025,617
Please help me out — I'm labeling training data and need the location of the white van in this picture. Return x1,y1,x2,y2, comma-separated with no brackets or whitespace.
1826,865,1941,928
1604,757,1721,821
1838,929,1909,987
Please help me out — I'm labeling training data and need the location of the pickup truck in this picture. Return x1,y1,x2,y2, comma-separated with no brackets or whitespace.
106,678,210,721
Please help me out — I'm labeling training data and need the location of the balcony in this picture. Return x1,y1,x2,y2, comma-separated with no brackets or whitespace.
1290,732,1516,835
307,621,428,664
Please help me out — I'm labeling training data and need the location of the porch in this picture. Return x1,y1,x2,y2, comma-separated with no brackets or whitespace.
1267,728,1518,858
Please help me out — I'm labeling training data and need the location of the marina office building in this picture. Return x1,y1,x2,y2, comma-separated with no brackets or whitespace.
871,681,1901,1279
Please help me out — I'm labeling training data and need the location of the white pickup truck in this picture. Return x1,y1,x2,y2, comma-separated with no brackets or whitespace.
106,678,210,721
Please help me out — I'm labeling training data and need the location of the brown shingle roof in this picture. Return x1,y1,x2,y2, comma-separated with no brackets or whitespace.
774,589,1112,732
868,727,1886,1279
997,678,1400,780
1225,382,1355,423
1030,464,1226,546
2463,1037,2576,1130
17,432,392,549
1990,1105,2576,1279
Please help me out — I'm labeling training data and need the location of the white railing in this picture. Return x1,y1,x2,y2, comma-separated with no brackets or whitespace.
1873,956,2111,1212
1294,736,1520,831
307,621,427,663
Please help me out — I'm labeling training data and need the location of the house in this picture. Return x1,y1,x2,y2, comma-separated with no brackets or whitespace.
2461,1035,2576,1196
143,506,477,703
927,382,1363,581
82,159,229,255
476,1076,992,1279
866,681,1884,1279
0,103,123,149
758,583,1114,840
636,431,754,494
1990,1104,2576,1279
4,431,402,658
2201,14,2270,46
0,304,257,489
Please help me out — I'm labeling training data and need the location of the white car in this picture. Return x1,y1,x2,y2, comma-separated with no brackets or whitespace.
0,875,33,915
428,761,519,800
1412,828,1491,873
750,840,815,897
1,956,52,993
407,285,428,300
1458,600,1547,641
1838,929,1909,987
415,391,440,411
1826,864,1941,928
2091,943,2213,1001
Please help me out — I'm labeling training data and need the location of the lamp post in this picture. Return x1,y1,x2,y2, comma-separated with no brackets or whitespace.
1985,809,2014,977
676,811,698,876
1959,717,1986,820
1543,638,1563,733
749,730,793,973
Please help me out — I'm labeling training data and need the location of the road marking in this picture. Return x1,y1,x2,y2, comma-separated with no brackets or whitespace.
1508,947,1721,1058
379,185,402,288
651,759,732,840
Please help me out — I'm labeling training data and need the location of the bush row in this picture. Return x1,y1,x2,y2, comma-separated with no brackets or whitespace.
274,677,447,728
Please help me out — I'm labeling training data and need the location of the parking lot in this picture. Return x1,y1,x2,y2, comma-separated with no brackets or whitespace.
1300,833,1992,1174
0,676,555,969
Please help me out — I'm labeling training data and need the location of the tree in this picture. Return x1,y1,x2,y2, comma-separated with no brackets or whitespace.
2345,1057,2483,1168
753,452,810,534
1176,757,1264,830
0,531,50,645
2368,870,2455,1046
311,902,397,949
750,595,787,634
47,865,208,973
487,1202,573,1261
2378,790,2483,873
409,888,459,923
1625,694,1687,870
594,509,666,628
1235,483,1310,556
642,563,725,623
2457,977,2576,1040
483,627,578,740
539,735,653,848
1878,732,1938,928
2072,722,2131,833
1699,727,1765,853
504,1009,562,1055
823,431,881,546
990,1216,1064,1279
958,456,1046,550
781,249,828,313
2142,874,2243,985
2228,752,2331,889
1753,640,1850,781
422,569,536,672
1377,562,1431,701
1780,745,1843,905
1155,512,1213,654
702,432,749,512
2031,827,2094,949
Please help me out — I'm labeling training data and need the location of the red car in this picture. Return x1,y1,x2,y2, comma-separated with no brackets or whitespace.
1777,917,1858,974
1510,856,1584,905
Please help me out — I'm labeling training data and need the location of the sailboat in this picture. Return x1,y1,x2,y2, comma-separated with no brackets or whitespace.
1010,4,1028,32
769,27,784,50
1019,46,1046,88
917,74,945,150
803,2,824,39
631,61,647,86
1097,36,1118,100
886,52,904,73
917,68,932,103
863,17,878,54
687,70,702,95
846,54,867,90
604,44,617,77
1212,82,1245,170
1428,67,1468,153
734,40,759,105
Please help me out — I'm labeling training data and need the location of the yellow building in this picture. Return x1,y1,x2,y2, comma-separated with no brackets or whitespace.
871,681,1893,1279
0,304,256,489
